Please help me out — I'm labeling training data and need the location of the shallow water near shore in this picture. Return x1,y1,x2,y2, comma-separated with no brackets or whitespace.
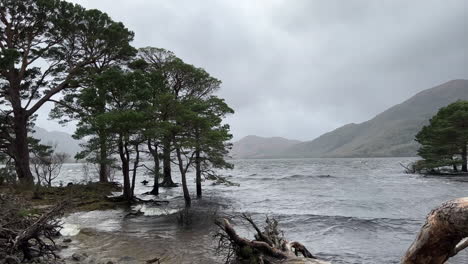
58,158,468,264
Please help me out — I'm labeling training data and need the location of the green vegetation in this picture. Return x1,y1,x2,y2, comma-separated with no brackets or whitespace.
0,182,122,212
0,0,135,186
414,100,468,174
0,1,234,207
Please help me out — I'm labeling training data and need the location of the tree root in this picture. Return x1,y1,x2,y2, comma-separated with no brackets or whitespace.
215,215,330,264
0,195,66,261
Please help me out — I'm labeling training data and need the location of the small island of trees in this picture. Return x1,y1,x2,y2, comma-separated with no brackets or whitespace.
410,100,468,174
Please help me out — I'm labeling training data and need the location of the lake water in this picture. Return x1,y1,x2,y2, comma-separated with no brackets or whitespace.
58,158,468,264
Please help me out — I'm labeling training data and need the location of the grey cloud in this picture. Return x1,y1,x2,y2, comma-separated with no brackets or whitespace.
36,0,468,141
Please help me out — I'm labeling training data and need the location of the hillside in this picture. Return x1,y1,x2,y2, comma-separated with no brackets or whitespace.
230,135,301,159
32,127,81,159
281,79,468,158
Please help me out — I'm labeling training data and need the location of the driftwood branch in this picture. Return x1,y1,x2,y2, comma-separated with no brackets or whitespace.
451,238,468,257
11,202,66,252
0,197,66,261
215,216,329,264
402,197,468,264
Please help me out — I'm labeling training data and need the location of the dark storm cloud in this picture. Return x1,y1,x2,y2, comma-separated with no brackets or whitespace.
37,0,468,140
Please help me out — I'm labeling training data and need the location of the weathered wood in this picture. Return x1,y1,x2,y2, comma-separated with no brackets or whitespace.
215,217,330,264
402,197,468,264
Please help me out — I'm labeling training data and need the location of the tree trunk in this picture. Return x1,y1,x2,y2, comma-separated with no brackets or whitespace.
175,147,191,207
12,111,34,186
148,140,160,196
130,144,140,198
402,197,468,264
453,164,458,172
98,135,109,183
195,149,202,198
118,137,131,201
150,158,160,195
462,144,467,172
161,138,176,187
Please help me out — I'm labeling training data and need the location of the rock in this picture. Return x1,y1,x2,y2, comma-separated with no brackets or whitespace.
72,253,87,261
63,238,72,243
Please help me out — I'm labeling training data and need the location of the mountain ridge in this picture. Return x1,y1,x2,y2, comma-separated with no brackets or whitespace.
232,79,468,159
230,135,301,159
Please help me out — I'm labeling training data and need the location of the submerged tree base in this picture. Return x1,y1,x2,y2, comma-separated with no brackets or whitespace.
401,161,468,176
159,181,179,188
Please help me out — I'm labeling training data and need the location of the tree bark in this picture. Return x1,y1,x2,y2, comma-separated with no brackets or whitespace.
12,110,34,186
118,137,131,201
195,149,202,198
161,138,176,187
98,135,109,183
175,147,191,207
130,143,140,198
148,140,160,196
462,144,467,172
402,197,468,264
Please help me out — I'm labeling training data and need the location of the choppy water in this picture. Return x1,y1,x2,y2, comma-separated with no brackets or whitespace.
59,158,468,263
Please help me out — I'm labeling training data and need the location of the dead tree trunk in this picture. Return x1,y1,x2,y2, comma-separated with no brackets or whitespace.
0,199,66,260
402,197,468,264
215,215,330,264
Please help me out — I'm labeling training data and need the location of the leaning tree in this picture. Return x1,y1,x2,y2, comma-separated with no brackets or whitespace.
0,0,134,185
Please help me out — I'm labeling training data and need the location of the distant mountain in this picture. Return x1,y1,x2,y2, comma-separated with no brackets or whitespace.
32,127,81,159
281,79,468,158
230,135,302,159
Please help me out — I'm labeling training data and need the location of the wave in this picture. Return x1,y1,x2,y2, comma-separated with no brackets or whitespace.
245,174,338,182
278,174,337,181
244,212,420,234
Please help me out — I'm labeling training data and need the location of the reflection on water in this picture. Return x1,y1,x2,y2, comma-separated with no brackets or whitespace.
59,158,468,264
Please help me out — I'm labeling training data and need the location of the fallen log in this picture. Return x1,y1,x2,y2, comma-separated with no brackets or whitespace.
0,195,66,261
215,215,330,264
402,197,468,264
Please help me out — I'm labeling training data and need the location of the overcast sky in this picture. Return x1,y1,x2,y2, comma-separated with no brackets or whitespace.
36,0,468,141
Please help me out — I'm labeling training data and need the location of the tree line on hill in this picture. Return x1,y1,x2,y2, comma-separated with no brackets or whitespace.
0,0,233,207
